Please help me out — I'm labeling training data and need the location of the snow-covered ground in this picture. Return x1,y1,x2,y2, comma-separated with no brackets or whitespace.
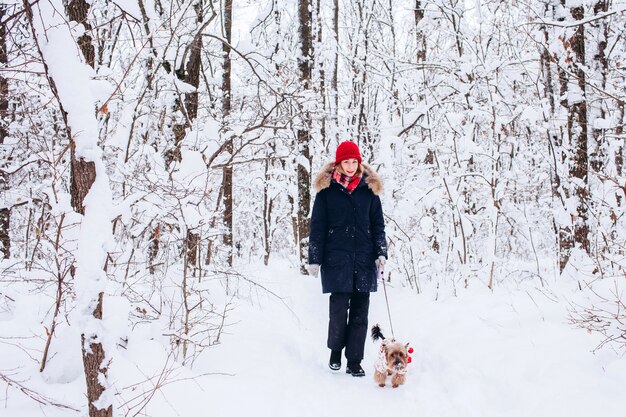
1,260,625,416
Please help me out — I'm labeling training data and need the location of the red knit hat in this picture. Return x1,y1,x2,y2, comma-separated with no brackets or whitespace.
335,141,362,165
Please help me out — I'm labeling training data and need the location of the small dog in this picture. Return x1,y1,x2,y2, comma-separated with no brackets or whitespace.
371,325,411,388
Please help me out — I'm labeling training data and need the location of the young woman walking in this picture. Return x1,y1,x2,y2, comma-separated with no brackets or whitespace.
307,141,388,377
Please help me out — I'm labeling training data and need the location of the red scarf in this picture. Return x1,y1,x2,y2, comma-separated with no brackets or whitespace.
332,169,361,194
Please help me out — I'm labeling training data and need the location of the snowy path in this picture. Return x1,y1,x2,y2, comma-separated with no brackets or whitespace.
157,262,625,417
4,261,624,416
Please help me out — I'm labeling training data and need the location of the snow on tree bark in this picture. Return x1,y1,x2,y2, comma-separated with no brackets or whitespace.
24,0,114,415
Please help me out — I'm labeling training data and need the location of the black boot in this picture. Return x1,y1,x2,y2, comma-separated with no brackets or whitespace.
329,350,342,371
346,361,365,377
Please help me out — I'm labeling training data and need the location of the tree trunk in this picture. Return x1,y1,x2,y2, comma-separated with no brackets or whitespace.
353,1,370,149
138,0,157,90
553,6,571,271
148,224,160,274
263,158,272,266
316,0,327,148
205,186,223,266
415,1,426,62
138,1,161,271
568,5,590,258
388,0,399,119
65,0,97,216
70,156,97,216
169,3,204,272
589,0,608,173
557,4,590,272
222,0,234,267
616,100,624,178
63,2,112,416
541,3,555,115
65,1,95,67
541,2,563,261
81,293,110,417
451,3,463,57
298,0,313,273
165,3,203,167
0,4,10,258
185,228,200,271
332,0,339,143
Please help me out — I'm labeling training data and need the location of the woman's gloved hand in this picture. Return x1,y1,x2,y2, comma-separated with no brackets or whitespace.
375,256,386,273
307,264,320,277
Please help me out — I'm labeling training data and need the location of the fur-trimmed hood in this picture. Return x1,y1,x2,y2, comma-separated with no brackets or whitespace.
313,162,383,195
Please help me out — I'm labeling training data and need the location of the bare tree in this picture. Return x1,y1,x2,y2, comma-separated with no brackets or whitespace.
0,4,10,259
24,0,112,415
222,0,234,267
297,0,313,273
558,3,591,271
136,0,162,274
61,2,112,417
165,2,206,168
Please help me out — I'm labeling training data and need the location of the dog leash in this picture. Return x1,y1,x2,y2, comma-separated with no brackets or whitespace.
380,269,395,339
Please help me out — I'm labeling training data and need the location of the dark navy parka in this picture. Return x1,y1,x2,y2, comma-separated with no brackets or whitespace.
308,162,388,293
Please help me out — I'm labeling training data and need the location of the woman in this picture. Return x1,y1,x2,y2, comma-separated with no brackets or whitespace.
307,141,388,377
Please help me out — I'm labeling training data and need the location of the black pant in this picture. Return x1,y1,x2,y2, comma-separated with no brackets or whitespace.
327,292,370,362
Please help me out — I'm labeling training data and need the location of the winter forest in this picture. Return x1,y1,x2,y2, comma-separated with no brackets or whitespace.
1,0,625,416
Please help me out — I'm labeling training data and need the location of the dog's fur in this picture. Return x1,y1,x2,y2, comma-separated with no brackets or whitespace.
371,325,409,388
